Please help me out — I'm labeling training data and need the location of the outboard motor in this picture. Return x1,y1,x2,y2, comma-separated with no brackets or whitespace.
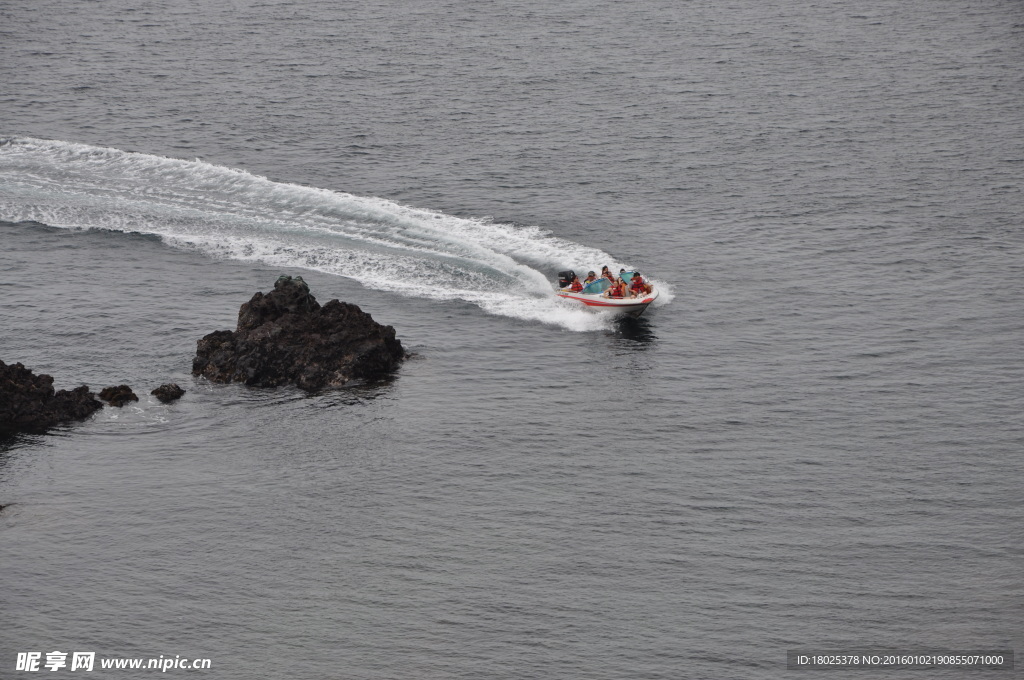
557,270,577,289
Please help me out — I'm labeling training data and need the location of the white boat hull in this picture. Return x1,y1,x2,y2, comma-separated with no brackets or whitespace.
556,288,659,316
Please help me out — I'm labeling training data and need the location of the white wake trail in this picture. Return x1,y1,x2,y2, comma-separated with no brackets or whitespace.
0,137,661,331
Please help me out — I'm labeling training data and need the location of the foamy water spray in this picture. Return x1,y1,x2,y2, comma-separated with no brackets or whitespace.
0,138,666,331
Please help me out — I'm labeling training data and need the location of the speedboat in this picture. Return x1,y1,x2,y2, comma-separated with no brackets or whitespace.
555,270,659,317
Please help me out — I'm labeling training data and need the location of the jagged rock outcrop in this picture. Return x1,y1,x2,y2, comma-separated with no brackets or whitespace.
0,360,103,434
151,383,185,403
192,276,406,392
99,385,138,407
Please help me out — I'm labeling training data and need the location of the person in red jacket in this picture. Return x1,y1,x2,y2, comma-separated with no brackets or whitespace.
604,278,628,299
569,274,584,292
629,272,650,297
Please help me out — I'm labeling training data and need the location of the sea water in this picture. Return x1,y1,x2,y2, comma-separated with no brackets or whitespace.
1,1,1022,678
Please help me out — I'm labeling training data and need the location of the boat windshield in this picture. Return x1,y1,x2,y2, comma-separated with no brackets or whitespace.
581,278,611,295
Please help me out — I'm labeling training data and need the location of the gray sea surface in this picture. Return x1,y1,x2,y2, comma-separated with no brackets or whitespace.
1,0,1022,678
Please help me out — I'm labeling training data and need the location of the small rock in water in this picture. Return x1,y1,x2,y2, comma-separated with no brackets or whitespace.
151,383,186,403
99,385,139,407
192,275,406,392
0,360,103,434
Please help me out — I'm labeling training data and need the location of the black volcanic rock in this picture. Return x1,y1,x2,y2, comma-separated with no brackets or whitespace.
151,383,185,403
0,360,103,434
192,276,406,391
99,385,138,407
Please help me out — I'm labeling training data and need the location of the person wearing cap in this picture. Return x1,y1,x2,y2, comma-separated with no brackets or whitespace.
583,271,598,285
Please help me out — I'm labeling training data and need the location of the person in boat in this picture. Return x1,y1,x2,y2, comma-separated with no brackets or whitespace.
601,266,615,283
604,277,629,299
629,271,651,297
568,273,584,292
583,271,598,285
